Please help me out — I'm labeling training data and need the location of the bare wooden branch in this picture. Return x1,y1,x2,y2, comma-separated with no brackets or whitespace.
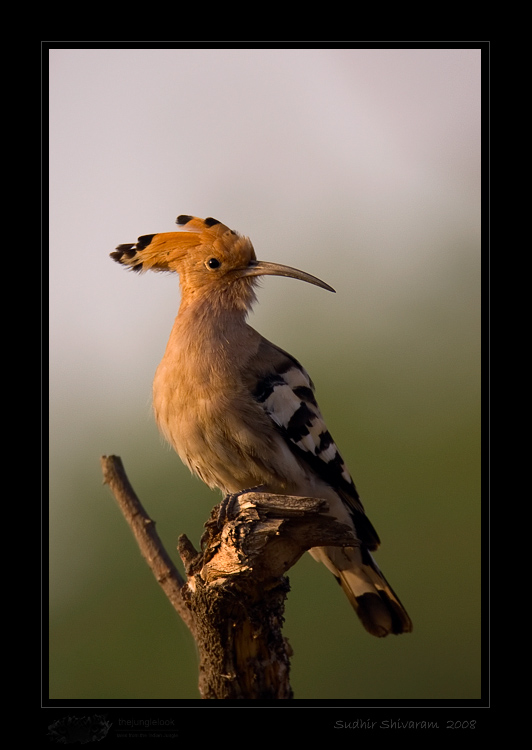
100,455,194,633
187,492,356,699
100,455,357,699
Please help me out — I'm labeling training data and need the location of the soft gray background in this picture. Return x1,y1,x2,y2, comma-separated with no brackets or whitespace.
49,47,481,700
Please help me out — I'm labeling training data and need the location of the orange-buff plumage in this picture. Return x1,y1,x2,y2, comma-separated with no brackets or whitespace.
111,215,412,637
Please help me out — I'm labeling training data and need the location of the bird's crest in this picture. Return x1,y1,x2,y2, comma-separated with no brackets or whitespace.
110,215,246,275
110,214,333,313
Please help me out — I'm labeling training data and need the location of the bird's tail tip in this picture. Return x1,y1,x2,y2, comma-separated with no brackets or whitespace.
343,584,413,637
324,547,412,637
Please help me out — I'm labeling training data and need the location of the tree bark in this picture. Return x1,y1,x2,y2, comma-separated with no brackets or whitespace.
101,455,357,699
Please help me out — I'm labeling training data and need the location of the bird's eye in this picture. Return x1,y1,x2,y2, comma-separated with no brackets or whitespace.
206,257,221,270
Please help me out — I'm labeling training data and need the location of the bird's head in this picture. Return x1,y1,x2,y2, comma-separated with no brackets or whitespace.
111,215,334,313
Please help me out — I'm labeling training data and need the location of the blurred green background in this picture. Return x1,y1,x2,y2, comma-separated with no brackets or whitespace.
49,48,481,700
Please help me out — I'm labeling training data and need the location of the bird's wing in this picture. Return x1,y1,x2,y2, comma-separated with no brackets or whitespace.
251,338,381,550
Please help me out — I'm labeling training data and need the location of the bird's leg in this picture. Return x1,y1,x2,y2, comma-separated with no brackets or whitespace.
216,486,268,529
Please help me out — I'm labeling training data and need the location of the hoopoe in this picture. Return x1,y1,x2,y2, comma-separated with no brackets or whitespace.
111,215,412,637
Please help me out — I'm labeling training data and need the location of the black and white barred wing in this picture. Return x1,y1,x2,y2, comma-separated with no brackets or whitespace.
252,344,380,551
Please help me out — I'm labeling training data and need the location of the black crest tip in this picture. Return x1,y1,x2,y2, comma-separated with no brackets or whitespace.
176,214,193,226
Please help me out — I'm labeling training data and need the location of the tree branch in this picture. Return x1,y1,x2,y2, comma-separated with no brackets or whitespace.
100,455,194,634
100,455,357,699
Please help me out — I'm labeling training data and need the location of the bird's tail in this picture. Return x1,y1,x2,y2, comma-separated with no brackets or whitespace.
311,545,412,637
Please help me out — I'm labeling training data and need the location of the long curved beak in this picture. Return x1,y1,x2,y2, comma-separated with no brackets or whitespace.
240,260,335,293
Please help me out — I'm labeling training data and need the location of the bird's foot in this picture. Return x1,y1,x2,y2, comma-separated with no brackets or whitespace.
216,486,267,529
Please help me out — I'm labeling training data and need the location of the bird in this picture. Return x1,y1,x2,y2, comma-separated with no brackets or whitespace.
110,214,412,637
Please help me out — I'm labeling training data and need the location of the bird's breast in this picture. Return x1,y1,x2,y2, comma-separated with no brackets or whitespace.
151,327,272,491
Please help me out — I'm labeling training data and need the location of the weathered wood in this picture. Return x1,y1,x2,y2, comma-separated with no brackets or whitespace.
101,456,357,699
